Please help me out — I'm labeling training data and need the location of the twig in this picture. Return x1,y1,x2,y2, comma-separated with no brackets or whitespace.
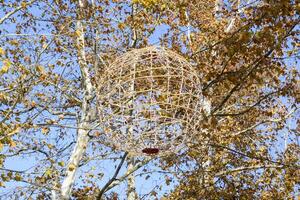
96,152,128,199
0,0,37,25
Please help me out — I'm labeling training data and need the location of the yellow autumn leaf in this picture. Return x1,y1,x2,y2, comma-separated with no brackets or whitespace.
1,59,11,73
1,65,9,74
0,48,4,55
42,127,50,134
10,40,19,46
68,164,76,171
118,23,126,30
9,140,16,148
31,101,36,107
14,174,22,181
75,30,81,37
36,65,45,74
58,161,65,167
45,169,52,177
0,92,7,101
21,2,27,8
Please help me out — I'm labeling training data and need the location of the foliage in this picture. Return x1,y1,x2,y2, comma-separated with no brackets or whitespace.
0,0,299,199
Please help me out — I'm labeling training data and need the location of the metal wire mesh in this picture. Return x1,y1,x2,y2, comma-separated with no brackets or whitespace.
96,46,206,156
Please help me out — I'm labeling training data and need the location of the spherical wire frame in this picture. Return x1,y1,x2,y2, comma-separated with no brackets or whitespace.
96,46,206,156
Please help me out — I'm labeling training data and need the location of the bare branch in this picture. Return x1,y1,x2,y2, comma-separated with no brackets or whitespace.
102,157,152,194
96,152,128,199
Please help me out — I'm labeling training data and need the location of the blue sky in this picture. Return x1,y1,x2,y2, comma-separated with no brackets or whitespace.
0,2,183,199
0,0,299,199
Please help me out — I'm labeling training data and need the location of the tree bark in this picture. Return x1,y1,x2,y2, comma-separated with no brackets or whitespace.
60,0,93,199
127,157,138,200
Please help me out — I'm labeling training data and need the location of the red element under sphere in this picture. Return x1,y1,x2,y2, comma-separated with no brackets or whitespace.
142,148,160,155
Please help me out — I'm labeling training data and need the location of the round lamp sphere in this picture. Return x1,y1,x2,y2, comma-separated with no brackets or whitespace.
96,46,205,156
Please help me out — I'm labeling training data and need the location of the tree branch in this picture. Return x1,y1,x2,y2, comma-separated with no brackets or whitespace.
216,164,284,176
0,0,37,25
96,152,128,199
100,157,152,196
60,0,95,199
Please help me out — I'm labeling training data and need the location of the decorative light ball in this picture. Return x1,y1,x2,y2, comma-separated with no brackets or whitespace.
96,46,206,156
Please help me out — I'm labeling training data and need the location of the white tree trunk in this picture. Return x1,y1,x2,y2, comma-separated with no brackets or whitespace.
127,157,138,200
60,0,93,198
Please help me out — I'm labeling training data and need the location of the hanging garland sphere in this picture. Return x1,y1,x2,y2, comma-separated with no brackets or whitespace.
96,46,206,156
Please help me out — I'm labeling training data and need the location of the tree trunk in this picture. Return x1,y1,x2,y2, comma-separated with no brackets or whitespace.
60,0,93,199
127,157,138,200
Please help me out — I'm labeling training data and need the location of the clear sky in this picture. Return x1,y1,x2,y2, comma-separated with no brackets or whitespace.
0,1,299,199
